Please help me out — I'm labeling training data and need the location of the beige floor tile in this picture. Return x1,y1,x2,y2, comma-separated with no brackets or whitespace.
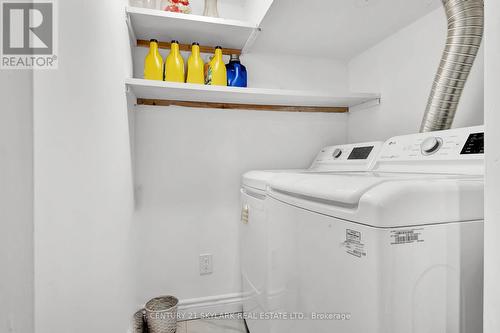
177,320,188,333
186,317,247,333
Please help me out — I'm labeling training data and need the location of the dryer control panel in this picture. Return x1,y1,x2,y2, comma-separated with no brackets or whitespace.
374,126,484,175
310,142,383,172
460,132,484,155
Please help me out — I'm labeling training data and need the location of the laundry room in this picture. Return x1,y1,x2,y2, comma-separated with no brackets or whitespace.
1,0,499,333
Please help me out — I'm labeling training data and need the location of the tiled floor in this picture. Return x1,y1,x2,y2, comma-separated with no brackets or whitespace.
177,318,248,333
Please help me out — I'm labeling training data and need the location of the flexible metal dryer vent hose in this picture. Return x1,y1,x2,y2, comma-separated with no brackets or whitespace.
420,0,484,132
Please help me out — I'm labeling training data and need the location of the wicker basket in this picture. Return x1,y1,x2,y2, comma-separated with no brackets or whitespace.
145,296,179,333
132,309,147,333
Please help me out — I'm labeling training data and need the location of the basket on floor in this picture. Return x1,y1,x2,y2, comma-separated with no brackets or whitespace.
145,296,179,333
132,309,146,333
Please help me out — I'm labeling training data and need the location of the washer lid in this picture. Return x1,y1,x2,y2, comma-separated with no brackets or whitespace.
268,172,484,227
242,168,376,192
242,170,300,191
269,173,385,205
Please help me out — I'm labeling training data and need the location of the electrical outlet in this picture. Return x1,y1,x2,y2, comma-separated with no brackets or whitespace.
199,254,213,275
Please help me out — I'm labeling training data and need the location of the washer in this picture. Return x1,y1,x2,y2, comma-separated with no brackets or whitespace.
266,126,484,333
240,141,382,333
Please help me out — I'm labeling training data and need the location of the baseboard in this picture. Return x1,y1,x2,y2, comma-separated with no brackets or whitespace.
177,292,244,321
132,292,244,328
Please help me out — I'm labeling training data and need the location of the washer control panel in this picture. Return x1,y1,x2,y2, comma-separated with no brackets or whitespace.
310,141,383,171
348,146,375,160
375,126,484,174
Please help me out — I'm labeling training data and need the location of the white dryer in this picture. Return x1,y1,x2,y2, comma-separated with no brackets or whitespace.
240,141,382,333
266,126,484,333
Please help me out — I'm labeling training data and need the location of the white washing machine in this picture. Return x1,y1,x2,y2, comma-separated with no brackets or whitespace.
240,141,382,333
266,126,484,333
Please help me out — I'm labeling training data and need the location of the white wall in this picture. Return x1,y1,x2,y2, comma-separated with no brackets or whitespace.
484,0,500,331
243,0,274,25
33,0,136,332
347,7,484,143
241,53,349,91
133,107,348,305
0,71,34,332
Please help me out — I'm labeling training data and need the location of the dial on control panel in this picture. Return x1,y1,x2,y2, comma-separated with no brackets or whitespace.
332,148,342,159
421,137,442,155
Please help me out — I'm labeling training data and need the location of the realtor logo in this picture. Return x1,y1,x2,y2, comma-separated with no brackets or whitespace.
1,0,57,69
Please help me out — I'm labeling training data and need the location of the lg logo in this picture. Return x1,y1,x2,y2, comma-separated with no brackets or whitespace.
1,0,57,69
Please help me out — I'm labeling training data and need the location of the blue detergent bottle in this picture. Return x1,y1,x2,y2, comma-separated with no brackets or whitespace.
226,54,247,87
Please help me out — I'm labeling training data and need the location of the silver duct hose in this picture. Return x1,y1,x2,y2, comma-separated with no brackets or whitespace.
420,0,484,132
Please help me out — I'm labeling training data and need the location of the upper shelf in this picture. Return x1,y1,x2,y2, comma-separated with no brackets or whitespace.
126,6,260,53
126,78,381,113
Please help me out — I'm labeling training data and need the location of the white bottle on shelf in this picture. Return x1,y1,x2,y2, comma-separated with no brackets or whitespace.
142,0,157,9
203,0,219,17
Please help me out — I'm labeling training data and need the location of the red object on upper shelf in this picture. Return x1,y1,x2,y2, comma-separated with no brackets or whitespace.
162,0,191,14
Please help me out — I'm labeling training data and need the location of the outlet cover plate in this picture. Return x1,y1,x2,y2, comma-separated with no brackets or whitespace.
199,254,213,275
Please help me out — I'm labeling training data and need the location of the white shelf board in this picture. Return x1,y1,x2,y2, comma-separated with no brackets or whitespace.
126,78,381,109
126,6,259,50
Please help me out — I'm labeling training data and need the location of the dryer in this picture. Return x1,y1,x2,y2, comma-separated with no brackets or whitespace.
266,126,484,333
240,141,382,333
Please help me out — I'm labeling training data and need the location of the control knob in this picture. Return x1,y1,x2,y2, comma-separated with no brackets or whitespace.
421,137,442,155
332,148,342,159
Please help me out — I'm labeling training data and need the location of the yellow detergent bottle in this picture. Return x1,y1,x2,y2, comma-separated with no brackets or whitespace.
186,42,205,84
205,46,227,86
144,39,164,81
164,40,185,83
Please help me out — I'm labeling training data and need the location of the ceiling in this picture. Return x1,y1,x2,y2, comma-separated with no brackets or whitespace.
251,0,442,60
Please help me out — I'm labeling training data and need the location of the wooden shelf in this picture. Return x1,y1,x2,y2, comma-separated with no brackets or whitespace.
126,78,381,113
126,6,260,54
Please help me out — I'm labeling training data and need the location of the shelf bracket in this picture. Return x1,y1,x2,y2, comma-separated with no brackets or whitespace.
125,84,138,107
242,27,262,54
349,97,381,112
126,11,137,47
